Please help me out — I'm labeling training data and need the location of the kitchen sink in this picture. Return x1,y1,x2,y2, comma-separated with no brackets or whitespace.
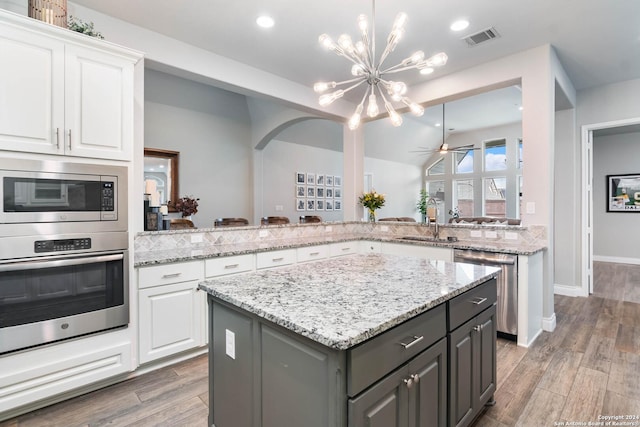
397,236,458,243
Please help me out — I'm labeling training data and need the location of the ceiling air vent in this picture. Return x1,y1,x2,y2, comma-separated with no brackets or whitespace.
462,27,500,47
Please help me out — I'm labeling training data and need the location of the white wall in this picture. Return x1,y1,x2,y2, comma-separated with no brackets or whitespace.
592,131,640,263
145,69,253,228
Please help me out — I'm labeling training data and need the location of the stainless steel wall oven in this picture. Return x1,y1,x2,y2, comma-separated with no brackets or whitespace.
0,159,129,354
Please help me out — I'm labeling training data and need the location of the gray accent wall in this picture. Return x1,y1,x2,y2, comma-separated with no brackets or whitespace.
593,130,640,262
145,69,253,228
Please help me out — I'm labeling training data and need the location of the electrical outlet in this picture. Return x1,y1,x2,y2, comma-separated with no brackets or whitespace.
225,329,235,360
505,232,518,240
275,205,283,211
380,225,389,232
485,230,497,238
259,230,269,238
526,202,536,214
191,233,203,243
470,230,482,238
325,226,332,232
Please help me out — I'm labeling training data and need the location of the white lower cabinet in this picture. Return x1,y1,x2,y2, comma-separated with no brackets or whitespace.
0,330,132,418
138,261,206,364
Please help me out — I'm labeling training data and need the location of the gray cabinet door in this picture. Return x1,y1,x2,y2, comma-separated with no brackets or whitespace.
211,301,254,427
476,305,496,407
349,366,409,427
448,320,475,427
409,338,447,427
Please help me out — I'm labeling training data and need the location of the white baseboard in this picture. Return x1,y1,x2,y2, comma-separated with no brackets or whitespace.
554,283,588,297
593,255,640,265
542,313,556,332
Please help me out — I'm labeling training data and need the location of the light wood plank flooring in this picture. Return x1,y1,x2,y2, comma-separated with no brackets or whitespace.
2,261,639,427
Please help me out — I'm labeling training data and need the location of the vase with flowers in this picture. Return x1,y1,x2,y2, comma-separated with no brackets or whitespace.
359,190,385,222
171,195,200,218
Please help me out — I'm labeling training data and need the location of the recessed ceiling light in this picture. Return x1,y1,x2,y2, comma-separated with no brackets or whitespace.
435,123,441,127
450,19,469,32
420,67,434,75
256,15,274,28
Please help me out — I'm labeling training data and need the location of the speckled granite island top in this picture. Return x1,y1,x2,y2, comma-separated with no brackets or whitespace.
199,253,500,350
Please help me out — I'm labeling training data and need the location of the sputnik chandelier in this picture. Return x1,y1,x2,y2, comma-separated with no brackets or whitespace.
313,0,448,130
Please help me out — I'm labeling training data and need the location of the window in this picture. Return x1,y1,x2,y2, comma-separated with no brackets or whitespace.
454,179,474,217
427,180,445,201
484,139,506,171
454,149,474,174
484,177,506,216
427,158,445,175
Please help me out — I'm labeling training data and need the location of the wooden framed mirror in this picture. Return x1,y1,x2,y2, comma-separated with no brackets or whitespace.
144,148,179,212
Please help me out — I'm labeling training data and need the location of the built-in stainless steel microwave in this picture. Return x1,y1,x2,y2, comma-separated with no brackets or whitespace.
0,159,127,237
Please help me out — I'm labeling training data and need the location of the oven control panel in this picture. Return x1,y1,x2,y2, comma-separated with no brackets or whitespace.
34,238,92,253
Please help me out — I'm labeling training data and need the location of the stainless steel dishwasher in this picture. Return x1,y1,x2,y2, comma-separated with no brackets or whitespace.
453,249,518,340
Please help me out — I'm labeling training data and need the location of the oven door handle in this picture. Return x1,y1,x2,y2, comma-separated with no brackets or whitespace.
0,253,124,272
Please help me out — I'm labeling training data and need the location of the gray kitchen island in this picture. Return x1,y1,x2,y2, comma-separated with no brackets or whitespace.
199,253,501,427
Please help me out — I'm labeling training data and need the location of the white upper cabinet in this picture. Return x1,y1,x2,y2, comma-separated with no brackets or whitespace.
0,11,141,161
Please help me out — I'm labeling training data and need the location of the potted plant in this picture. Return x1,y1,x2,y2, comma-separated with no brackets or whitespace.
171,195,199,218
417,189,428,223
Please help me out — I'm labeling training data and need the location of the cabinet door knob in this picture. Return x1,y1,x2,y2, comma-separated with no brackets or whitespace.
412,373,420,383
473,325,481,332
403,377,413,388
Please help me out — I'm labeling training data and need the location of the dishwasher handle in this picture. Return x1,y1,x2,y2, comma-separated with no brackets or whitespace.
454,250,516,265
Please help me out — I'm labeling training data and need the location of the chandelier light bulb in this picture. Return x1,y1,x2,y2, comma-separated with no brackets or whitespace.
367,93,379,117
419,67,434,75
402,98,424,116
425,52,448,67
351,64,366,76
393,12,408,31
348,105,364,130
338,34,355,52
318,34,336,50
385,102,403,127
357,14,368,33
313,81,336,93
319,89,344,107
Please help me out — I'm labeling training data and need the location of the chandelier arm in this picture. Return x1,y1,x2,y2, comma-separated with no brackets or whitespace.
336,50,368,68
341,79,368,95
356,88,368,109
334,77,366,87
382,64,419,74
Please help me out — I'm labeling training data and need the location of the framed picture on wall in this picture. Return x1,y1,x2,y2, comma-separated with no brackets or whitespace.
296,198,305,211
326,200,333,211
326,188,333,198
334,188,342,198
316,174,324,185
334,200,342,210
296,185,305,197
317,187,324,198
334,176,342,186
317,200,324,210
326,175,334,186
307,199,315,210
307,186,315,198
307,173,315,185
607,174,640,212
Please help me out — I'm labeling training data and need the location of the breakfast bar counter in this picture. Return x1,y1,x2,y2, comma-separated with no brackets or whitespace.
199,253,500,427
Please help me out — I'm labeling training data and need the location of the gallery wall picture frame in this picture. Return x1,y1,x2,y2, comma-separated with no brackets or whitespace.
307,173,315,185
307,199,315,210
326,175,334,186
296,172,306,184
296,185,305,197
317,200,324,210
317,187,324,198
607,173,640,212
326,188,333,198
334,176,342,186
316,174,324,185
296,198,305,211
326,200,333,211
334,200,342,210
334,188,342,198
307,186,315,198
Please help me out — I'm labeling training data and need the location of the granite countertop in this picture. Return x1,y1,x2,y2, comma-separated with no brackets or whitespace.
135,235,545,266
199,253,500,350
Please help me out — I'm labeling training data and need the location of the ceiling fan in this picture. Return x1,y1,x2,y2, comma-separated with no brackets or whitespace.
410,103,481,156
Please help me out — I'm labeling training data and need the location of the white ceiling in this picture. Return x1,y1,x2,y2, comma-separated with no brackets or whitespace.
71,0,640,92
69,0,640,164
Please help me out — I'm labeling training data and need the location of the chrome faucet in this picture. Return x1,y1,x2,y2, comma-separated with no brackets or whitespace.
426,197,439,239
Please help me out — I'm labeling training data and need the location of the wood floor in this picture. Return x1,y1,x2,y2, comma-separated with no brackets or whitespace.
2,261,639,427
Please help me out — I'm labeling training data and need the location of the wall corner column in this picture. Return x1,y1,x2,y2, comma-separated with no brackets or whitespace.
342,125,364,221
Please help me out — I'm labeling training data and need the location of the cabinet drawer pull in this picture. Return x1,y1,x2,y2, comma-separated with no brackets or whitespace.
470,297,487,305
341,247,350,251
68,129,72,150
224,263,240,269
272,257,284,262
399,335,424,349
309,252,320,256
56,127,60,148
162,272,182,278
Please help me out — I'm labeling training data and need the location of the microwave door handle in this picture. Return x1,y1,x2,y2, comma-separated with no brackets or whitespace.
0,253,124,272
